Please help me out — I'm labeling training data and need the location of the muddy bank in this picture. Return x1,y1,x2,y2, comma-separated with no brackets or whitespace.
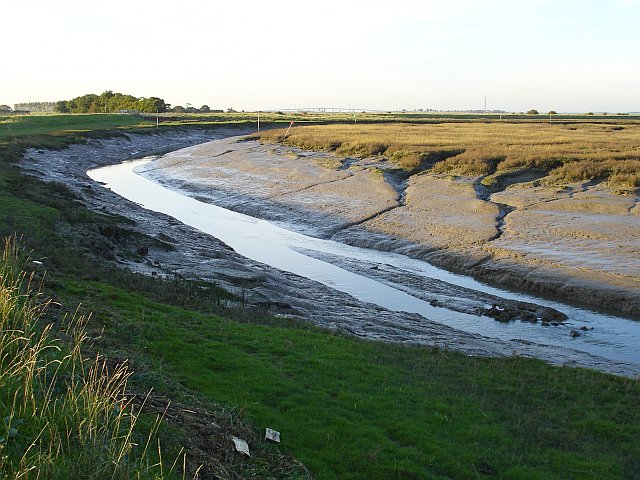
18,129,640,377
140,137,640,318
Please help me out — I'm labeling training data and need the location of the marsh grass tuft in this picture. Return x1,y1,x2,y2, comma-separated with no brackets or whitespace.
0,237,175,479
256,123,640,192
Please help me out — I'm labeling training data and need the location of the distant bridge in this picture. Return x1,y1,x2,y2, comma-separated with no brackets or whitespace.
263,107,389,113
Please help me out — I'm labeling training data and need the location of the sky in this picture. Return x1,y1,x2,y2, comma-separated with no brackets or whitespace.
2,0,639,113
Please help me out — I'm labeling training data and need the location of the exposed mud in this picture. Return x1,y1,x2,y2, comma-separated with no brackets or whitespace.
18,129,640,377
141,137,640,318
296,248,567,324
486,183,640,315
138,140,400,238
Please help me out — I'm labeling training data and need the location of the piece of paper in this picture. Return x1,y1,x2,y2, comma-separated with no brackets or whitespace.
231,436,250,456
265,428,280,443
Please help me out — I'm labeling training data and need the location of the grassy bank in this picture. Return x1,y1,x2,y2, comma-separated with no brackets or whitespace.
63,276,640,480
0,240,176,479
255,122,640,193
1,114,639,479
0,114,310,478
0,113,152,138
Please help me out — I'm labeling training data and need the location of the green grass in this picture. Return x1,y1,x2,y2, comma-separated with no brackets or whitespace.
65,279,640,480
0,113,153,139
0,240,180,480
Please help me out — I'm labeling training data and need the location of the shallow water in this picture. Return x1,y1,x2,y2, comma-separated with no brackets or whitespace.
88,158,640,365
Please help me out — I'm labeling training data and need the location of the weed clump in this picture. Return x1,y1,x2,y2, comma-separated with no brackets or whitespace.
0,238,172,479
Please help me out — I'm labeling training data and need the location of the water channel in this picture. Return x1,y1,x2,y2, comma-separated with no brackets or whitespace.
87,157,640,368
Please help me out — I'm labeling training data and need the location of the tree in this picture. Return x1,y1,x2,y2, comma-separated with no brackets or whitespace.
0,105,11,114
54,101,70,113
227,107,236,113
12,102,56,113
54,91,169,114
548,110,557,115
75,94,98,113
527,109,539,115
200,105,210,113
137,97,169,113
172,105,185,113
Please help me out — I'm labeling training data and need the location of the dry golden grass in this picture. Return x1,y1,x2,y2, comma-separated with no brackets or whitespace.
0,238,174,479
256,123,640,192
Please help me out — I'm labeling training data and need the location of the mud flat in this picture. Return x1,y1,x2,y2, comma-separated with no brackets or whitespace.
18,130,640,376
343,176,640,317
140,137,640,318
485,184,640,314
138,140,399,237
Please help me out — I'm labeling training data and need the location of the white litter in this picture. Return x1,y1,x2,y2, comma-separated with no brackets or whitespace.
265,428,280,443
231,436,250,456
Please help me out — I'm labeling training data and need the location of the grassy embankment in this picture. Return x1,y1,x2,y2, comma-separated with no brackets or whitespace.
0,114,151,273
0,239,178,478
255,122,640,194
73,277,640,480
0,114,309,478
1,114,639,479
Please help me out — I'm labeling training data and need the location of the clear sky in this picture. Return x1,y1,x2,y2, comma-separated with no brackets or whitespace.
3,0,639,112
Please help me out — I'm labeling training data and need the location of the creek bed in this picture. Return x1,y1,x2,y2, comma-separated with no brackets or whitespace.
88,158,640,368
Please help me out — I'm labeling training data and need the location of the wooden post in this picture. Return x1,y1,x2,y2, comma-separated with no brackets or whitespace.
283,120,294,139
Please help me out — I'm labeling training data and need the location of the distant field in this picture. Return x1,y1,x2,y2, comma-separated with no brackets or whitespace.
3,111,638,140
0,113,154,138
255,122,640,193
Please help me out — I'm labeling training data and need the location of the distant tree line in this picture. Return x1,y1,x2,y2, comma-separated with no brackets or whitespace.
0,105,29,115
54,91,170,114
170,104,223,114
52,91,222,115
14,102,57,113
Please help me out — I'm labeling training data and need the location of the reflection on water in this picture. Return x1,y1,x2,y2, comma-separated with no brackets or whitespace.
88,158,640,365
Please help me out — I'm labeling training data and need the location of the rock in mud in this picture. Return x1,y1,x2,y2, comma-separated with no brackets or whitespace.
482,303,567,324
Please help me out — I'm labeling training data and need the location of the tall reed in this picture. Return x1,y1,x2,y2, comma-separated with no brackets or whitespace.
0,237,176,479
